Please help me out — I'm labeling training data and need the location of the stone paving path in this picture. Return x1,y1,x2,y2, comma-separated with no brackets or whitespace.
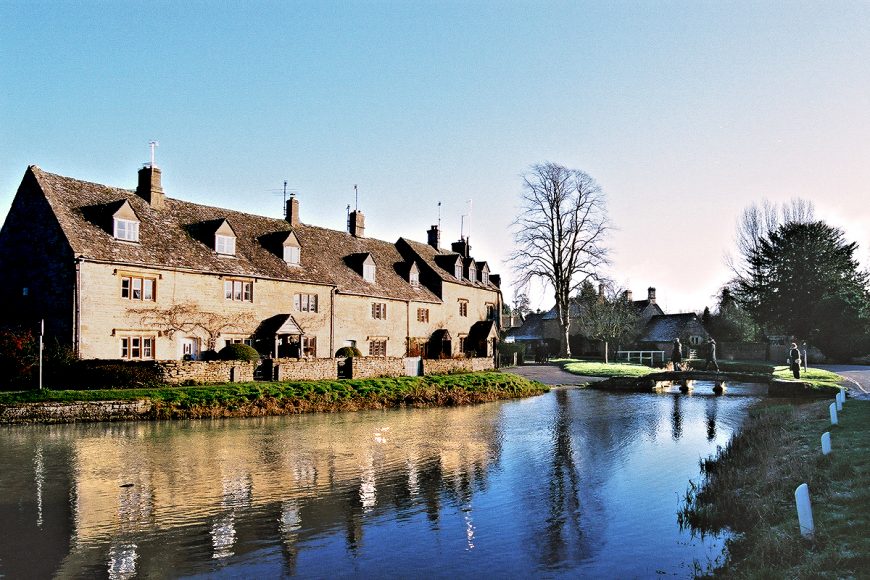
502,363,605,387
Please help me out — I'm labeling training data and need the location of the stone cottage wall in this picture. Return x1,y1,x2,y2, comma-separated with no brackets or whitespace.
422,357,493,375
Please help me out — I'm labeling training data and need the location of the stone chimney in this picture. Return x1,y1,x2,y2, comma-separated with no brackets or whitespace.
427,225,440,249
285,194,300,227
648,287,657,303
624,290,633,302
348,209,365,238
136,165,165,209
451,237,470,258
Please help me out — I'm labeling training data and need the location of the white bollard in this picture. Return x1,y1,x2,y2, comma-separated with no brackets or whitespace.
795,483,815,539
830,403,838,425
821,432,832,455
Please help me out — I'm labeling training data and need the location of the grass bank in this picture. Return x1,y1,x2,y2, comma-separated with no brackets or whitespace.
680,399,870,577
551,358,656,378
0,372,548,421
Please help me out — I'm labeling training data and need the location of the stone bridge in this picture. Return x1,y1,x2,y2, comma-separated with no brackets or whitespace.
590,370,835,398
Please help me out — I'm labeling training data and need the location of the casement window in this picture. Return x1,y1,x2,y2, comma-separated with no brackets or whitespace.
410,270,420,286
120,336,155,360
468,265,476,282
458,335,467,355
224,279,253,302
486,303,496,320
215,234,236,256
372,302,387,319
459,300,468,317
481,271,489,285
225,337,253,347
369,339,387,357
417,308,429,323
294,293,318,312
363,263,376,283
454,264,463,279
121,276,156,301
114,218,140,242
302,336,317,357
284,245,300,265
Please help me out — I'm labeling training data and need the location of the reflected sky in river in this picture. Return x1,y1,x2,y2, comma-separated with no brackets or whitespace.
0,388,760,578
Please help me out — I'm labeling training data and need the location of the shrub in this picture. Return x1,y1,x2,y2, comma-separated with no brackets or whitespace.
335,346,362,358
199,349,219,361
218,343,260,362
0,328,38,389
51,360,162,389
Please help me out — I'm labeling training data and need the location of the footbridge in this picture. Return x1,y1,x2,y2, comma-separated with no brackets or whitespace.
590,370,834,398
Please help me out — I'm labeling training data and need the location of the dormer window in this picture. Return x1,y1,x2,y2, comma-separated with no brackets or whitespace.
114,218,139,242
215,234,236,255
454,263,463,279
482,271,489,285
468,264,476,282
282,231,301,265
284,245,300,265
111,200,140,242
409,263,420,287
363,262,376,283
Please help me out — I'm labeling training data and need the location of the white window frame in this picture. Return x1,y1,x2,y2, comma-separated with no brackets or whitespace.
410,270,420,286
284,245,300,265
120,336,155,360
294,293,318,312
113,218,140,242
468,266,476,282
482,271,489,285
121,276,156,301
363,263,376,283
215,234,236,255
454,264,463,279
224,279,253,302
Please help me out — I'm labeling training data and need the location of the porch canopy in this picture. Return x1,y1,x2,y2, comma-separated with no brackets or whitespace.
256,314,304,358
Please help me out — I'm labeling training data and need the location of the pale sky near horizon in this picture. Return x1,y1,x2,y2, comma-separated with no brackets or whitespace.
2,1,869,314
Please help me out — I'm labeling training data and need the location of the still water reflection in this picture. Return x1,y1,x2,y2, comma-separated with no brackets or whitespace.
0,387,760,578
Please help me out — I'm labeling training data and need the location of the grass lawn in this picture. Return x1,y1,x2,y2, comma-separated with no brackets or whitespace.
551,358,657,378
771,365,844,389
681,399,870,577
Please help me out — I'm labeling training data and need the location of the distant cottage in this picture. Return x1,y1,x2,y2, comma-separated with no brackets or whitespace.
0,164,502,362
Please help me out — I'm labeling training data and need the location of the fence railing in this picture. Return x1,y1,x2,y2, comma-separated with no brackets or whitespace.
616,350,666,366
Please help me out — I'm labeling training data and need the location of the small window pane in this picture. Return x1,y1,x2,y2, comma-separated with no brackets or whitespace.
143,279,154,300
132,278,142,300
224,281,233,300
121,278,130,298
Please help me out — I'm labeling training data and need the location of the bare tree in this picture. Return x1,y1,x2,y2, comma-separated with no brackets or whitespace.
510,162,610,357
130,304,257,351
576,284,640,363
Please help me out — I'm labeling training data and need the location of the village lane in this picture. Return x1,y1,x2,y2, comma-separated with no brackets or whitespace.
502,363,605,387
818,365,870,399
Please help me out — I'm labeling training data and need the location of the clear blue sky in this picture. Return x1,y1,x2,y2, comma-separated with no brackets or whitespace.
3,1,869,313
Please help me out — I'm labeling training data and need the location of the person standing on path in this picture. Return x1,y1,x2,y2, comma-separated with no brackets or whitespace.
671,338,683,371
788,342,802,379
705,337,720,371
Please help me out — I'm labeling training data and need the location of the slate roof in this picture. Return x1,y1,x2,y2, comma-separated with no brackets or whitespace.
636,313,707,342
29,166,441,303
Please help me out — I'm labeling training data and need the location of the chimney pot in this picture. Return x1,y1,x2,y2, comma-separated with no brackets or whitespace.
286,195,300,227
349,210,365,238
136,165,165,209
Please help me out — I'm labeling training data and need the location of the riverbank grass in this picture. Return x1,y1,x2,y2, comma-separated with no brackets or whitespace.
680,399,870,577
0,372,548,419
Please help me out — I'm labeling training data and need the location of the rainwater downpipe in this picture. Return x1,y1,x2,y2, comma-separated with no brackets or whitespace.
74,256,82,357
329,287,336,356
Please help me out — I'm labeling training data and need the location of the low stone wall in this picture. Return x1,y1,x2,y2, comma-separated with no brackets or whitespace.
349,357,406,379
422,357,494,375
264,358,338,381
155,361,255,385
0,400,153,424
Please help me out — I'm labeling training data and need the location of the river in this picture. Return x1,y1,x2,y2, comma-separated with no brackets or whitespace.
0,386,761,578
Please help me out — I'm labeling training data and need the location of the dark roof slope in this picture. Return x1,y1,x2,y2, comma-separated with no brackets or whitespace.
637,313,708,342
397,237,500,291
30,166,439,303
